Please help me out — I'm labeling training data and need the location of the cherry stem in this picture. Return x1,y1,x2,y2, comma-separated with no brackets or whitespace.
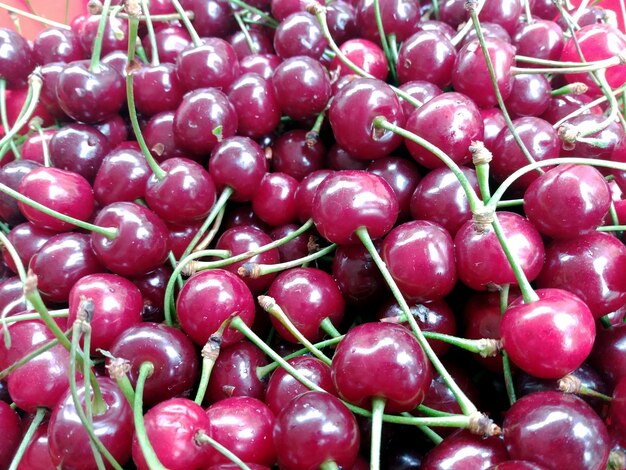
239,243,336,278
194,204,226,252
320,462,340,470
31,119,51,166
552,84,626,130
319,316,342,337
0,1,71,29
598,225,626,231
307,109,326,146
449,0,486,47
138,0,159,65
417,404,456,417
515,55,598,67
355,226,478,416
258,295,333,366
373,0,397,83
471,141,492,202
255,335,344,379
194,329,224,405
134,362,168,470
89,0,112,72
125,10,167,181
0,308,67,325
0,231,27,285
550,82,589,96
102,352,135,405
228,0,278,28
171,0,202,45
499,284,517,405
194,432,252,469
370,396,386,470
511,53,626,74
233,12,258,54
0,181,118,239
8,407,46,470
117,10,195,22
466,3,539,173
0,332,63,380
0,79,21,161
411,419,443,445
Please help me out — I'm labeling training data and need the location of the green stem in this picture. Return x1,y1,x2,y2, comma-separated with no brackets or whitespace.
194,203,226,251
320,462,340,470
134,362,168,470
319,316,342,338
0,73,42,158
449,0,486,47
496,198,524,208
228,0,278,27
421,331,499,356
233,12,258,54
370,397,386,470
139,0,159,65
33,123,51,167
552,84,626,130
0,79,20,161
356,227,478,416
8,407,46,470
194,333,222,405
89,0,112,72
195,432,251,469
414,422,443,445
0,309,67,324
171,0,202,45
306,109,326,144
550,82,588,96
83,325,106,415
511,55,622,74
0,333,61,379
115,372,136,405
0,231,27,284
373,0,396,83
243,243,336,277
499,284,516,405
598,225,626,232
416,404,456,418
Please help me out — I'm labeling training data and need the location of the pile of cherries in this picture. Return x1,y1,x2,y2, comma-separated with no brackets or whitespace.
1,0,626,468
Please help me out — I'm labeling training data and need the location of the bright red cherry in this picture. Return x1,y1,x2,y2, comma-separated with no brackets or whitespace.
330,38,389,81
421,429,508,469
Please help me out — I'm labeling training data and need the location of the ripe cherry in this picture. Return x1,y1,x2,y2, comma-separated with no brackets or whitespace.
0,160,42,226
176,37,241,91
0,400,20,466
0,28,35,89
227,73,281,138
396,30,456,88
273,12,328,59
421,429,508,469
330,38,389,81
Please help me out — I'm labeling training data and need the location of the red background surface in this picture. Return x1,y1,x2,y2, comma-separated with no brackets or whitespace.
0,0,88,40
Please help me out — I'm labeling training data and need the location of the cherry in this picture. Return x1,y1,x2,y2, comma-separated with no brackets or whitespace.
229,27,274,59
294,169,333,223
523,164,611,239
0,277,28,317
239,53,282,79
205,339,269,404
177,268,255,348
326,0,358,45
332,322,432,413
329,78,404,160
273,391,360,469
176,37,241,91
78,13,128,57
143,111,189,163
33,27,83,65
461,22,512,47
503,391,610,470
0,400,20,466
55,60,125,124
2,223,53,274
536,232,626,318
330,38,389,81
49,122,111,184
512,20,564,65
455,212,545,291
173,87,238,156
20,129,56,165
93,146,151,206
223,203,269,232
144,25,192,64
559,114,625,162
421,361,480,421
589,323,626,387
540,93,602,125
0,28,35,89
481,108,507,151
251,172,299,227
501,288,596,379
48,377,133,469
269,224,310,262
0,319,57,371
100,50,129,78
205,397,277,466
611,377,626,434
132,63,185,117
132,397,213,470
397,80,442,117
367,156,420,222
312,170,399,245
132,264,172,322
272,55,331,122
227,73,281,138
452,37,516,109
181,0,236,38
332,240,386,306
274,12,328,59
271,129,326,181
421,429,508,469
404,91,483,169
396,30,457,88
504,73,551,117
30,232,104,303
14,418,56,470
0,159,41,226
356,0,420,42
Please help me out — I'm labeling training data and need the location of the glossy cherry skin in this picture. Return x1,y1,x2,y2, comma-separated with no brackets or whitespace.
131,264,171,323
0,277,28,317
560,24,626,95
108,322,198,407
229,27,274,59
15,419,56,470
265,356,335,416
559,114,625,162
273,391,360,470
294,169,333,223
381,220,457,302
176,37,240,91
0,159,41,226
504,74,551,117
396,30,456,88
33,27,84,64
48,377,133,469
367,157,420,222
330,38,388,81
17,166,94,232
30,232,104,303
611,377,626,434
452,38,515,109
94,146,151,206
329,78,404,160
180,0,236,38
91,202,170,277
68,273,143,353
0,400,20,467
501,288,595,379
357,0,420,42
312,170,399,245
143,111,189,162
512,20,564,65
239,53,282,79
0,28,35,89
327,0,358,44
421,430,508,470
173,88,238,156
78,13,128,57
227,73,281,138
144,25,192,64
332,241,386,306
267,267,345,342
524,164,611,239
504,391,609,470
177,269,255,348
132,398,213,470
252,172,299,227
404,92,483,169
589,323,626,387
56,60,125,123
21,129,56,165
455,212,545,291
0,319,57,371
132,63,185,116
206,397,276,466
271,129,326,181
205,339,269,404
274,12,328,59
536,232,626,318
332,322,432,413
269,224,310,263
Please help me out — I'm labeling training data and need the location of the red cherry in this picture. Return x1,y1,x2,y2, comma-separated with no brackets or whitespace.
0,400,20,467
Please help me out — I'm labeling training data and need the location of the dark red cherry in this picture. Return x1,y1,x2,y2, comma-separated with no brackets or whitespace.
559,114,625,162
227,73,281,138
404,91,483,169
541,93,602,125
331,240,386,305
397,80,442,116
381,220,457,302
267,267,345,342
504,391,610,470
294,169,333,223
421,430,508,470
273,12,328,59
504,74,551,117
452,38,515,109
589,323,626,387
93,146,151,206
239,53,282,80
367,156,420,222
90,202,170,277
501,288,596,378
455,212,545,291
176,37,241,91
167,221,201,259
132,63,185,116
33,27,84,64
131,265,171,323
269,224,310,263
144,25,192,64
205,339,269,404
330,38,389,81
357,0,420,42
611,377,626,433
100,50,129,78
30,232,104,303
461,22,512,46
0,277,27,318
17,166,94,232
94,114,128,149
56,60,125,123
313,170,399,244
3,223,56,274
180,0,236,38
332,322,432,413
478,0,523,35
270,0,309,22
396,30,456,88
512,20,564,65
48,377,133,469
271,129,326,181
108,322,199,407
15,418,56,469
173,87,238,156
206,397,276,466
176,269,255,348
229,27,274,59
0,400,20,466
273,391,360,470
252,172,299,227
223,203,269,232
536,232,626,318
327,0,358,45
481,107,507,152
0,318,57,371
132,398,213,470
78,13,128,56
20,129,56,165
524,164,611,239
143,111,189,163
0,28,35,89
0,159,41,226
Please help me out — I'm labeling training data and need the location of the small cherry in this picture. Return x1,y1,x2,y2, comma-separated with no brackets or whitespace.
0,400,20,465
227,73,281,138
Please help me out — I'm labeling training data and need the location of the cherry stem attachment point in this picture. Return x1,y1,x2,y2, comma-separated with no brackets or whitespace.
194,326,225,405
194,432,252,469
